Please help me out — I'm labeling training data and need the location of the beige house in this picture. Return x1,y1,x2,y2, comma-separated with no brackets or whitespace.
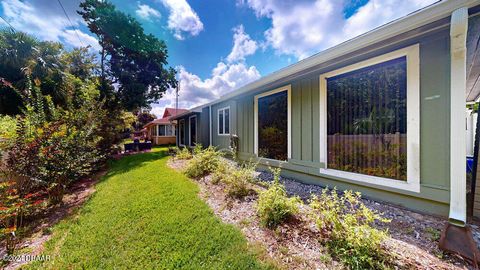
144,108,187,145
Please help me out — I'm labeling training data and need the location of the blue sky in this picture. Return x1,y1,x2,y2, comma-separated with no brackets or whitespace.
0,0,437,117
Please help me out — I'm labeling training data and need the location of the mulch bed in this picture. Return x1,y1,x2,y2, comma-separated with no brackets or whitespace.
168,157,473,270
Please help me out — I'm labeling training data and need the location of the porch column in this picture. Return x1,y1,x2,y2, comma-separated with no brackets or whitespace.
449,7,468,225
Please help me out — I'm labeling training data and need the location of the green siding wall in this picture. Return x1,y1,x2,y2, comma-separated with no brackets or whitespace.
231,27,452,216
212,100,237,149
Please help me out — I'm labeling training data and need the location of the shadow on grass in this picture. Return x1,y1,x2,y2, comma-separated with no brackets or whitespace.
103,148,169,180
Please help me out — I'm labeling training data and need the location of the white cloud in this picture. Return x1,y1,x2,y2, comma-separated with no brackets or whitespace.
136,3,161,21
153,62,260,110
227,25,258,62
1,0,100,52
159,0,204,40
240,0,437,59
151,24,261,112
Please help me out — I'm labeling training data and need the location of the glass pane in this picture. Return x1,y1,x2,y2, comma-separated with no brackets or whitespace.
159,125,166,136
225,108,230,134
190,117,197,145
258,91,288,161
180,121,185,145
327,56,407,180
166,125,173,136
219,110,224,134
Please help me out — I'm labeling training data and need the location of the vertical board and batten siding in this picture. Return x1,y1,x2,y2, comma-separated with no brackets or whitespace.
231,27,452,216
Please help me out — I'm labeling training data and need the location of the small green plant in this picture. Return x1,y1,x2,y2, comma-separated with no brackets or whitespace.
184,146,222,179
424,227,440,241
223,164,257,199
309,188,391,270
192,143,203,155
256,168,300,228
176,147,193,160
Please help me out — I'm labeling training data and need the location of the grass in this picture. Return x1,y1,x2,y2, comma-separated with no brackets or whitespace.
25,147,273,269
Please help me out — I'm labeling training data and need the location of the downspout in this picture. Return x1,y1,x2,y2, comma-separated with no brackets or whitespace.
209,105,212,147
449,7,468,226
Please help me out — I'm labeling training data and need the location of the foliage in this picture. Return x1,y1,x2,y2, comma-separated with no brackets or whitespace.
184,146,223,179
0,181,47,254
256,168,300,228
175,147,193,160
78,0,177,111
224,164,257,199
309,188,391,269
26,148,273,269
135,111,156,130
0,115,16,154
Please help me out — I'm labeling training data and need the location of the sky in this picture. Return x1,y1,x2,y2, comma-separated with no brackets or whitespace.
0,0,438,117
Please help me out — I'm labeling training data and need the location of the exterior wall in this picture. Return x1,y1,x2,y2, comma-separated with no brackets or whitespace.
152,136,176,145
200,107,210,147
229,27,452,216
211,100,237,150
175,112,206,147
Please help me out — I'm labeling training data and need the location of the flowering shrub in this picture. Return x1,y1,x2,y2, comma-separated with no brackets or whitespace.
256,168,300,228
309,188,391,269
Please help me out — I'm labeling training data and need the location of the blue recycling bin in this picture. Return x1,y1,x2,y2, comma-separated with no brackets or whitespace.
467,157,474,174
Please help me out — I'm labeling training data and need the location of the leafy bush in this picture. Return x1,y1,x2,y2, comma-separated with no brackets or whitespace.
223,163,257,199
184,146,222,179
256,168,300,228
309,188,391,269
176,147,193,160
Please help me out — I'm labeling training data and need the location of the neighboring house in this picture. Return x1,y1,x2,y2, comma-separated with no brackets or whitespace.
144,108,187,145
173,0,480,227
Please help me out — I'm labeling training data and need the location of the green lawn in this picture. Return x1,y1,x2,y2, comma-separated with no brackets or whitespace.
26,147,272,269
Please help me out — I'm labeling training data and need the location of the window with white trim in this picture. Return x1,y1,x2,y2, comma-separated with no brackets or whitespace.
319,44,420,192
254,85,291,161
218,107,230,135
189,115,197,146
156,125,175,137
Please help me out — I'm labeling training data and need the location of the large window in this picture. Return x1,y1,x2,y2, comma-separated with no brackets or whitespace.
179,120,185,146
218,107,230,135
255,86,291,161
319,45,420,192
157,125,175,137
189,115,197,146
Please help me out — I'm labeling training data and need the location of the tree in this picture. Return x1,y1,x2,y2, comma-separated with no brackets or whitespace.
78,0,177,111
135,112,156,130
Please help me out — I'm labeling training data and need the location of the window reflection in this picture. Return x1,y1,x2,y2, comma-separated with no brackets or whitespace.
258,91,288,161
327,57,407,180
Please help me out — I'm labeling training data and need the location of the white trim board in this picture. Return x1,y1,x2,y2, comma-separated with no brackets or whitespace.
188,115,198,147
254,84,292,161
319,44,420,193
217,106,231,136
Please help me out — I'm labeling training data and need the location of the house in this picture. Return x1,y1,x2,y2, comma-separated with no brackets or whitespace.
172,0,480,227
144,108,187,145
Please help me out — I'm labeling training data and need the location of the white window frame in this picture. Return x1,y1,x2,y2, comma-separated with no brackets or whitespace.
217,106,230,136
179,119,185,147
156,124,175,137
319,44,420,193
189,115,198,147
254,84,292,162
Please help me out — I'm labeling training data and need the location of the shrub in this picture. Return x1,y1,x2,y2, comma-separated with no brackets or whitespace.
256,168,300,228
176,147,193,160
223,163,257,199
184,146,222,179
309,188,391,269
